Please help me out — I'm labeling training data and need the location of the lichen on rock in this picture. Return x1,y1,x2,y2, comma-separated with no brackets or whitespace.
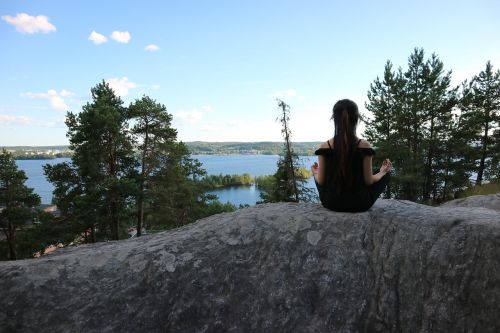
1,196,499,333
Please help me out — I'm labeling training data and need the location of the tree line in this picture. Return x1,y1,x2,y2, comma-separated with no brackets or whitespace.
365,48,500,203
186,141,320,156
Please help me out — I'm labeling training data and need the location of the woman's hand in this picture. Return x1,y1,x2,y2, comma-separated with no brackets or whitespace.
311,162,319,176
381,159,392,174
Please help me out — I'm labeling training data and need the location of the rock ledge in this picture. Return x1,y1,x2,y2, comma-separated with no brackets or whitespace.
1,199,499,332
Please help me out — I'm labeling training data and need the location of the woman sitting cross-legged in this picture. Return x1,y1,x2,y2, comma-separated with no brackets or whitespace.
311,99,392,212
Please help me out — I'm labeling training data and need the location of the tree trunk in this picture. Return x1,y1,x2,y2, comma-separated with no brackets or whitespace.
111,200,119,240
476,121,489,186
423,118,435,202
136,167,145,237
91,224,96,243
107,132,120,240
281,104,298,202
7,222,17,260
441,153,452,201
137,194,144,237
137,121,149,237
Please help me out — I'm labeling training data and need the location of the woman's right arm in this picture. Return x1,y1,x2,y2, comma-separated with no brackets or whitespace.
312,141,330,186
360,140,392,186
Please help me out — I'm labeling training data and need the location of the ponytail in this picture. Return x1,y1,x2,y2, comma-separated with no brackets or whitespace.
331,99,359,193
338,109,350,179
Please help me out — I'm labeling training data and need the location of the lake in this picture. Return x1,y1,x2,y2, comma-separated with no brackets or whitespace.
16,155,318,206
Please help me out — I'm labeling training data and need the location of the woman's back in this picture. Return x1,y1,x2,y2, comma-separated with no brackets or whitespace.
314,137,378,212
318,138,370,189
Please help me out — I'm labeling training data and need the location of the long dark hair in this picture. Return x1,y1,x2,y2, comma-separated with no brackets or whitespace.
331,99,359,193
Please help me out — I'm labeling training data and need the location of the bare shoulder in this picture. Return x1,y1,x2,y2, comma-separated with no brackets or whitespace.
358,139,372,148
319,138,334,149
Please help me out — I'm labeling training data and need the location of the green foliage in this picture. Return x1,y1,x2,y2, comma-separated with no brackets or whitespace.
460,61,500,185
365,48,463,203
62,81,137,240
186,141,321,156
128,95,178,236
255,168,311,198
143,143,235,230
254,174,276,192
200,173,254,189
296,167,313,179
365,49,500,203
0,149,41,260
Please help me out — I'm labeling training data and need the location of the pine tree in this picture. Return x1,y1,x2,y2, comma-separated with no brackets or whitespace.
365,48,458,202
365,61,406,198
128,96,178,236
438,111,474,200
0,150,41,260
47,81,137,241
461,61,500,185
260,99,314,203
419,53,458,202
277,99,299,202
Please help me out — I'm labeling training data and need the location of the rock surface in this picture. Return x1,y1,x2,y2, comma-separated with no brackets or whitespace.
1,199,499,333
441,192,500,212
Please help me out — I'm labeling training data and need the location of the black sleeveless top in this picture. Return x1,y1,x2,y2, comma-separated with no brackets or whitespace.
314,138,377,212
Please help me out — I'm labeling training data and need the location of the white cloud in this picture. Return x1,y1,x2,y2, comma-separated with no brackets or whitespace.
151,84,161,91
201,105,213,112
106,77,136,96
173,105,213,126
173,109,203,125
88,31,108,44
1,13,56,34
110,31,131,43
0,115,33,125
21,89,73,112
60,89,74,97
270,89,298,99
145,44,160,52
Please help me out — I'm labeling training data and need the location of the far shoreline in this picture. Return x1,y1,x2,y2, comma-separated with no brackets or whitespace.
5,141,322,157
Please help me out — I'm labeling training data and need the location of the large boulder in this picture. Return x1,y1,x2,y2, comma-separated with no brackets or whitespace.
441,192,500,212
1,199,499,333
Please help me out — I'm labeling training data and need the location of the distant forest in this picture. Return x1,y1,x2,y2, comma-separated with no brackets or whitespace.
3,142,322,158
185,142,321,156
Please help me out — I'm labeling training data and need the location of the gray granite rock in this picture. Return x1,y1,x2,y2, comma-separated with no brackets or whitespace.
1,200,499,332
441,192,500,212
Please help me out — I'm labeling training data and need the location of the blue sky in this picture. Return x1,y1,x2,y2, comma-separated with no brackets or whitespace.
1,0,499,145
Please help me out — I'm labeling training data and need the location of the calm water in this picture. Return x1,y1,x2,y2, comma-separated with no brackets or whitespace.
16,155,318,206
